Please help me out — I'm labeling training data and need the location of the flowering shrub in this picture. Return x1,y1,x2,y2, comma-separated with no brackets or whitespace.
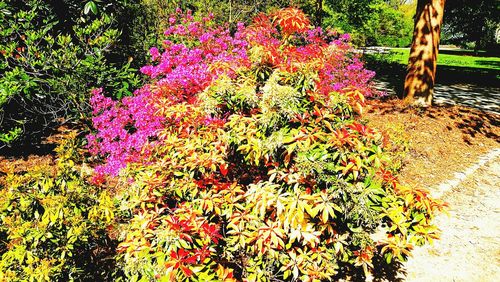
88,10,248,176
89,8,444,281
87,87,164,176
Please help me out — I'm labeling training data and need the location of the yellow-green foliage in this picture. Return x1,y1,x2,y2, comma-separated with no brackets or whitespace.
0,133,118,281
367,120,410,172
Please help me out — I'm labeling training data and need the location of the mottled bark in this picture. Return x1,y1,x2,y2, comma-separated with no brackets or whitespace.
403,0,446,106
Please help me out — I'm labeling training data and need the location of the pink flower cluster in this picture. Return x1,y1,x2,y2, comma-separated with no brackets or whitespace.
138,13,249,105
318,40,376,96
87,87,163,176
87,11,249,176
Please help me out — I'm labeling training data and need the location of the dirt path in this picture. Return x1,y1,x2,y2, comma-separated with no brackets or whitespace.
403,151,500,281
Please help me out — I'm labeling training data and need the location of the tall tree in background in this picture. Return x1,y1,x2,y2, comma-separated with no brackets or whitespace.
403,0,446,106
315,0,323,26
442,0,499,51
323,0,414,46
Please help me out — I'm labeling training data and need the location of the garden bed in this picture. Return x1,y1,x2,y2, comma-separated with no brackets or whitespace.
365,98,500,188
1,99,498,281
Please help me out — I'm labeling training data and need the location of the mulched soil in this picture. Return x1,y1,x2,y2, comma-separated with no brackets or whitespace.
0,125,78,185
365,98,500,189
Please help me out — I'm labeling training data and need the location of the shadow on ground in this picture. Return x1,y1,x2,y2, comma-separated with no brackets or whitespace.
368,97,500,144
477,60,500,68
0,143,58,158
333,252,407,281
364,55,500,86
0,122,86,158
438,49,499,57
365,57,500,115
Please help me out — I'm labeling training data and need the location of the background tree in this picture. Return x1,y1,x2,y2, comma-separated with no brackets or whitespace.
442,0,499,51
323,0,414,46
403,0,446,106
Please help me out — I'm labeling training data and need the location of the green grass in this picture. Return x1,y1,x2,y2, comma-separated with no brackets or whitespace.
363,47,500,87
380,48,500,70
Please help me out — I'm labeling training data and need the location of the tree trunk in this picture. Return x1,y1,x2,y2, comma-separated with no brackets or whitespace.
474,36,481,54
403,0,446,106
315,0,323,26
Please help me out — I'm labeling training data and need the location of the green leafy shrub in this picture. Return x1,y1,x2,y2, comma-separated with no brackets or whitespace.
0,0,141,147
0,133,118,281
88,9,445,281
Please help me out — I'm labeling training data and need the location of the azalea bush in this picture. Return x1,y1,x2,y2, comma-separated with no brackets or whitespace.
88,8,445,281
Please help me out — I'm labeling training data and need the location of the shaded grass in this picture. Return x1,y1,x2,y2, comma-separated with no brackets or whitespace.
363,48,500,89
